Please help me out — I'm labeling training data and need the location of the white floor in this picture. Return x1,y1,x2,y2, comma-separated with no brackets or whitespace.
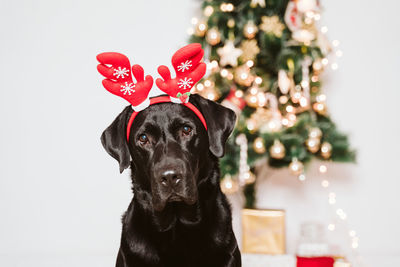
1,253,399,267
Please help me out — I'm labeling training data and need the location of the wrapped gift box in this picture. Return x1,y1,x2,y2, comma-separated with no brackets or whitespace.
242,209,286,254
296,256,335,267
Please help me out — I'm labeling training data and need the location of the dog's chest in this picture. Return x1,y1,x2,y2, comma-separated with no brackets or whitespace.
159,228,217,267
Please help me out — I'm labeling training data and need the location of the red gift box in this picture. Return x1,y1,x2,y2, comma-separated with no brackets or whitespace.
297,256,334,267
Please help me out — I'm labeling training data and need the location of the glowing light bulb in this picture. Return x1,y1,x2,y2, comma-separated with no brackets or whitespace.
247,120,256,131
196,83,204,91
220,69,228,77
250,87,258,95
246,60,254,68
316,94,326,102
226,3,234,11
186,28,194,35
300,97,308,107
332,40,340,47
311,75,319,82
191,17,198,25
328,192,336,204
207,92,216,100
319,165,327,173
349,230,356,237
257,92,267,107
286,105,294,113
301,80,309,88
204,6,214,16
235,90,244,98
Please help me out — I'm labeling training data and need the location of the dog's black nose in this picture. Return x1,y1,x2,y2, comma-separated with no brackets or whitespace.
160,169,182,187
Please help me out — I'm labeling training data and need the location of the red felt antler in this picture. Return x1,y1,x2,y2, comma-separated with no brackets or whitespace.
156,43,206,103
97,52,153,110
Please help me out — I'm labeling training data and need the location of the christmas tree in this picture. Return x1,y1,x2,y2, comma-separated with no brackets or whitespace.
189,0,355,208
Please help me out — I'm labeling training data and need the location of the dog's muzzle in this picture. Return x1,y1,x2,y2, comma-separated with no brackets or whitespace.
151,158,198,211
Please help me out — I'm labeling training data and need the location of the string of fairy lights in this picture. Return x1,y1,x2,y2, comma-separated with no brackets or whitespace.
186,1,361,265
187,0,348,185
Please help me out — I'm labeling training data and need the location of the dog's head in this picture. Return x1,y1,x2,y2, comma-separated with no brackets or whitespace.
101,94,236,213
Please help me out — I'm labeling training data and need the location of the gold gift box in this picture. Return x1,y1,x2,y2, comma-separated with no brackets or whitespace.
242,209,286,254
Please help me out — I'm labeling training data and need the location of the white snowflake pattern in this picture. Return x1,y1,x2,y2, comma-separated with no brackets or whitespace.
177,77,194,90
120,82,135,95
177,60,192,72
113,67,130,79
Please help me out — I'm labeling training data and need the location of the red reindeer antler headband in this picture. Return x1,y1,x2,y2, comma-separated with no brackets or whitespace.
97,43,207,140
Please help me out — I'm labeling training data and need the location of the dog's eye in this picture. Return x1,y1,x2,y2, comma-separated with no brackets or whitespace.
138,134,148,144
182,125,192,136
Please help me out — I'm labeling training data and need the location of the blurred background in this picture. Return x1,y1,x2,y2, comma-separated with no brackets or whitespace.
0,0,399,266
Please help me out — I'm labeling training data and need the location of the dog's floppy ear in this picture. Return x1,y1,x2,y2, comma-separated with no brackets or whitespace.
101,106,133,173
190,94,236,158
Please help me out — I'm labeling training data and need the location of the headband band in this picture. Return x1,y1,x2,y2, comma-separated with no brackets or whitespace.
126,95,207,141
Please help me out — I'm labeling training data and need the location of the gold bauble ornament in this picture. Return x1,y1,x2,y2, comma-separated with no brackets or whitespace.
313,101,327,115
253,137,266,154
282,112,297,127
313,59,323,73
195,21,208,37
308,127,322,139
320,142,332,159
243,171,256,184
240,39,260,61
269,139,285,159
243,21,258,39
260,16,285,37
246,118,257,132
203,5,214,17
206,27,221,46
247,108,272,131
234,65,254,86
245,93,259,108
227,19,235,28
260,115,282,133
245,86,263,108
289,158,304,176
220,175,239,195
306,137,320,153
279,95,289,104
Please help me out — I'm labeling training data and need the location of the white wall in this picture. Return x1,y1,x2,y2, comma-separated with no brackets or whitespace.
0,0,399,266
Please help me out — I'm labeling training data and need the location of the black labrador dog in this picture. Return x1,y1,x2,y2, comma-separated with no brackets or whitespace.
101,94,241,267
